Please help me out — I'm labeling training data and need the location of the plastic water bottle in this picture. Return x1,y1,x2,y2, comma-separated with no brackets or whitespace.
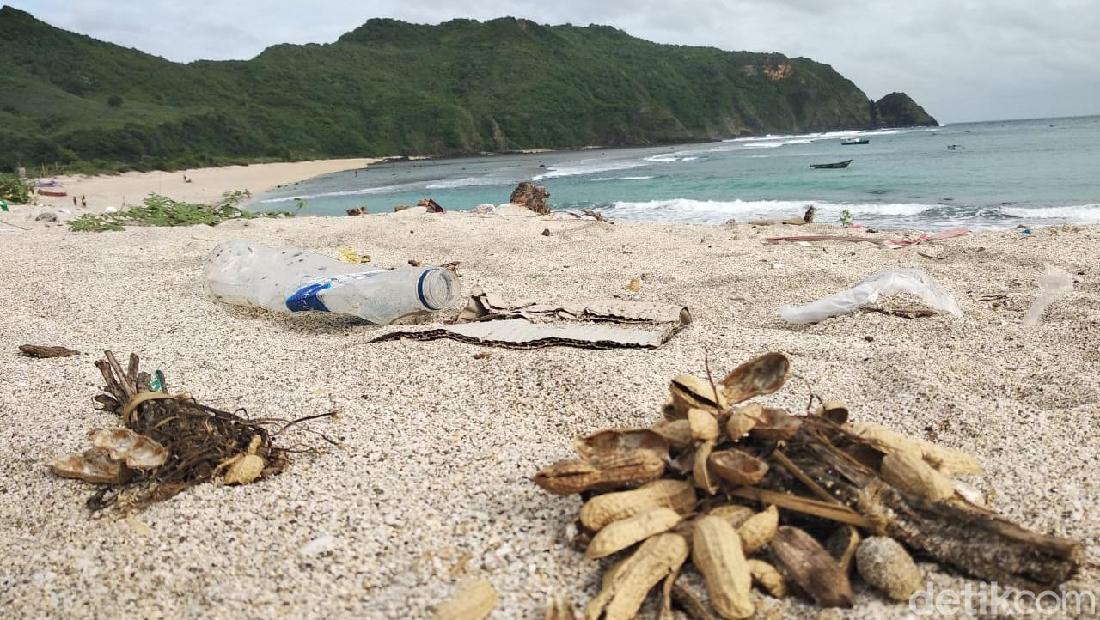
204,240,458,324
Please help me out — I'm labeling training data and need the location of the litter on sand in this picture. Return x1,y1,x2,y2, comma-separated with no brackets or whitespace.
533,352,1082,619
881,227,969,249
205,240,459,325
373,317,682,349
779,268,961,324
454,287,689,326
1022,264,1074,326
19,344,81,358
48,351,335,512
372,288,692,349
766,227,970,249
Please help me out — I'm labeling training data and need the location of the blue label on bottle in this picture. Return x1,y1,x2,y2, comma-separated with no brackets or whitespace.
286,281,334,312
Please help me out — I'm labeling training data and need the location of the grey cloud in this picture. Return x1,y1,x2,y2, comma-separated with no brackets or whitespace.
9,0,1099,122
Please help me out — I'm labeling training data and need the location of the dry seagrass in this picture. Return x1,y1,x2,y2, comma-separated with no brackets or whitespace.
49,351,333,511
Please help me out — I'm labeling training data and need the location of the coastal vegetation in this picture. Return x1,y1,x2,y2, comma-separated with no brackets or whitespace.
0,6,936,174
0,173,32,202
67,190,289,231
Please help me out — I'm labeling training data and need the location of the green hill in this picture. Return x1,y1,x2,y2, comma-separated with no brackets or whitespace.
0,6,937,173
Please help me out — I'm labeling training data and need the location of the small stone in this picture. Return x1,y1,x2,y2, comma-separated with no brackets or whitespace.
35,211,58,222
540,228,550,237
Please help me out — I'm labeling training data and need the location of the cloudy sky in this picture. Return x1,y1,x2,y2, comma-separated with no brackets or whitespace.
10,0,1100,123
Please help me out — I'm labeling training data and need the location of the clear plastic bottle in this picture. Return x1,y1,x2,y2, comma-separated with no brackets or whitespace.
204,240,458,324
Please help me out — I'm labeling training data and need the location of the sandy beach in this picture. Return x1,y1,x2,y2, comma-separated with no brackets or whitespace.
9,157,378,221
1,204,1098,618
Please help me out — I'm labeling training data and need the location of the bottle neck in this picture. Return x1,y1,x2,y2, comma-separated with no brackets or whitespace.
417,268,457,310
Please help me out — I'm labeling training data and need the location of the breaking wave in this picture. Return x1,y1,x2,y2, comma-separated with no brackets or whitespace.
604,199,1100,226
534,160,649,180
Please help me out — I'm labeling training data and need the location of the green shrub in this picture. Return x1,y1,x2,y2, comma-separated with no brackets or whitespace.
68,189,292,232
0,173,32,203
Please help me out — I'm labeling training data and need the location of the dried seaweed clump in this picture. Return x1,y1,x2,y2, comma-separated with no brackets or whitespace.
49,351,326,511
534,352,1083,619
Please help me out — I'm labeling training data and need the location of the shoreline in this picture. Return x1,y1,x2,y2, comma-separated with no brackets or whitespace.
18,157,381,217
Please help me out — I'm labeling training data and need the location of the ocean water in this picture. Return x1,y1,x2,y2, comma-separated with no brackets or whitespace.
253,116,1100,229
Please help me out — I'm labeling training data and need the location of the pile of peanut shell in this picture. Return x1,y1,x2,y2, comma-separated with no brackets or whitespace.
533,352,1082,619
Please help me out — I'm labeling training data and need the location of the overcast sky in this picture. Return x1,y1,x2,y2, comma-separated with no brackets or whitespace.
10,0,1100,123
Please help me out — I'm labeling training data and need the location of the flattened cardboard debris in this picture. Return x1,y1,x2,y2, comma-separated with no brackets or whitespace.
455,287,690,326
376,290,691,349
371,317,687,349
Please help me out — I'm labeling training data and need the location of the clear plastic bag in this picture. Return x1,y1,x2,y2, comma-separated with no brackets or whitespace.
1022,265,1073,326
779,268,961,325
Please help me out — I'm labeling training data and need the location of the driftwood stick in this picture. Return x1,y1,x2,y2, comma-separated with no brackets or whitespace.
771,449,842,505
728,487,872,528
783,421,1083,591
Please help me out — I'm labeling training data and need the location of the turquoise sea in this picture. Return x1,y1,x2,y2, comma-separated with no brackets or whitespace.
254,115,1100,229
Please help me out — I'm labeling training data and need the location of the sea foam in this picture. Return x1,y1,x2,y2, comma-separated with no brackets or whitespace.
607,198,944,224
534,160,649,180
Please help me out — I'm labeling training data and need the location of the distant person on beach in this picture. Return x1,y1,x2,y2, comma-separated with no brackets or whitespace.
72,196,77,207
81,195,87,208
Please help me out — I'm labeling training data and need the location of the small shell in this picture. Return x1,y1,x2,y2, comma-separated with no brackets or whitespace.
738,505,779,554
50,447,130,484
534,451,665,495
726,404,760,440
693,440,720,495
816,400,849,424
721,353,790,404
669,374,727,417
693,515,754,619
747,559,787,598
749,408,801,441
651,419,693,449
575,429,668,461
586,507,683,559
708,449,769,486
845,421,982,475
687,409,720,442
87,428,168,469
224,454,265,485
881,449,956,502
585,533,689,620
579,479,696,531
708,505,755,529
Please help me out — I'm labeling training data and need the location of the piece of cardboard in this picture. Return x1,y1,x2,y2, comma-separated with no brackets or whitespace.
455,288,690,326
374,290,692,349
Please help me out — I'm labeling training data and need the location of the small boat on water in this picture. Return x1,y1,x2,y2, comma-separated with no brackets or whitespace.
841,137,869,145
38,188,68,197
810,160,852,169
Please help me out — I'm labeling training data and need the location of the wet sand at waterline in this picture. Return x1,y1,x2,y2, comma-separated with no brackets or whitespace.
1,211,1097,617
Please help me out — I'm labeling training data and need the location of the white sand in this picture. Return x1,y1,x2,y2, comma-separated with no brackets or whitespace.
19,157,378,215
0,211,1097,618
